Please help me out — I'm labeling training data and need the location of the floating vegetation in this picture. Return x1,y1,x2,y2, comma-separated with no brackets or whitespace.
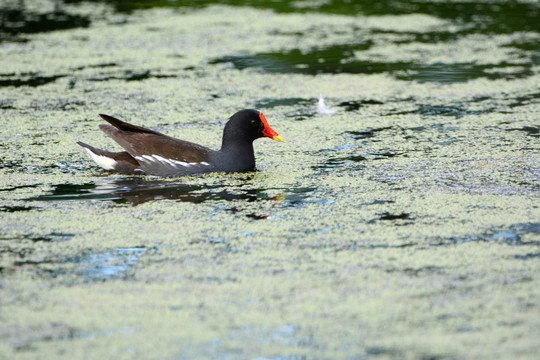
1,1,539,359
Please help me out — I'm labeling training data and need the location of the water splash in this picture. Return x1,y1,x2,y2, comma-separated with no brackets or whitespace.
317,95,336,115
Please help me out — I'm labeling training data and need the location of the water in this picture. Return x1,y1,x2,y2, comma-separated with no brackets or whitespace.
1,1,539,359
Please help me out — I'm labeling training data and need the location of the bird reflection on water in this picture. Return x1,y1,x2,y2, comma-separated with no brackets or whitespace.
30,176,281,210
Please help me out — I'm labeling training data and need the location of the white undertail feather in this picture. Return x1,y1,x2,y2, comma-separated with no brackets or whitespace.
84,148,117,170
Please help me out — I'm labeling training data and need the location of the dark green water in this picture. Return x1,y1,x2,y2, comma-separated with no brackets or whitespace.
1,1,539,359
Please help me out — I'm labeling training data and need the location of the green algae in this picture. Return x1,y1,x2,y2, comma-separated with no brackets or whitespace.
1,1,540,359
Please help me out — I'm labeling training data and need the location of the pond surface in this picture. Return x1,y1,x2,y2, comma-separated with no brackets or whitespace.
1,0,539,359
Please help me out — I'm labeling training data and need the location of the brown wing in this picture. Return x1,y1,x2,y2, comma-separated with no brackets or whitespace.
98,114,214,163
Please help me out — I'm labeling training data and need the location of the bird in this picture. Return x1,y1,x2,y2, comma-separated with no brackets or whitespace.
77,109,282,177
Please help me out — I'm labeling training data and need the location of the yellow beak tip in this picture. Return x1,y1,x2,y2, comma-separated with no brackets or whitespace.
273,135,283,142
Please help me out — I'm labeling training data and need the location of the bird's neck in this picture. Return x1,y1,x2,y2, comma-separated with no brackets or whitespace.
218,140,256,172
220,125,254,152
220,140,255,159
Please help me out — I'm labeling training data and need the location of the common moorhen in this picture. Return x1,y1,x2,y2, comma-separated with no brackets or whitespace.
77,109,282,177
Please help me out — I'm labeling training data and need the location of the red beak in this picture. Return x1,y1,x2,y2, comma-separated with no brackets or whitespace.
260,112,283,142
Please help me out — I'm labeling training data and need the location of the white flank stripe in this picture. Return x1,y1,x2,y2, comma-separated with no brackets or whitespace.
152,155,173,166
135,154,209,169
85,148,117,170
171,159,191,167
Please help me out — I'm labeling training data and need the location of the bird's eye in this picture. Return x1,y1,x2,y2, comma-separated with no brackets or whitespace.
251,119,257,126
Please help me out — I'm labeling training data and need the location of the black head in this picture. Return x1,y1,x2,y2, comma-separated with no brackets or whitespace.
221,109,282,149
